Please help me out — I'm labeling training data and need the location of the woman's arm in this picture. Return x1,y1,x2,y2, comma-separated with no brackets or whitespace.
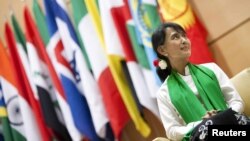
157,86,201,141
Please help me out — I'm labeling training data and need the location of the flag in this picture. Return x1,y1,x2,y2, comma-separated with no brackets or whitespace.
157,0,213,63
98,0,151,137
128,0,162,86
44,0,100,140
0,39,27,141
80,0,131,139
126,20,160,105
24,7,72,140
109,0,160,118
4,24,43,141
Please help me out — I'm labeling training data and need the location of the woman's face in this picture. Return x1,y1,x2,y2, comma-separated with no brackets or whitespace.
158,27,191,62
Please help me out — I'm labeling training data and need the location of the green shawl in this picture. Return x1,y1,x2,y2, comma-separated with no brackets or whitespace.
167,63,228,140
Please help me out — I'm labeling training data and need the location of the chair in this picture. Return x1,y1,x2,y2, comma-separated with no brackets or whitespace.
230,67,250,116
152,137,170,141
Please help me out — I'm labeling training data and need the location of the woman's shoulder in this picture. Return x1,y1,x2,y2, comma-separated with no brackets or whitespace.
197,62,220,71
156,77,170,99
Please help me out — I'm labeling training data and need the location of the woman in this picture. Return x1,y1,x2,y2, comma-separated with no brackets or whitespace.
152,22,245,141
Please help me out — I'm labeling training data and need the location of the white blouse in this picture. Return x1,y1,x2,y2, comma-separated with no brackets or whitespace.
156,63,244,141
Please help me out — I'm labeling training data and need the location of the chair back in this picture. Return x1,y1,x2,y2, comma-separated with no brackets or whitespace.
230,68,250,116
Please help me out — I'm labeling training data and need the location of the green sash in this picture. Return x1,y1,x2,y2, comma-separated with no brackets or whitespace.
167,63,228,140
168,63,227,123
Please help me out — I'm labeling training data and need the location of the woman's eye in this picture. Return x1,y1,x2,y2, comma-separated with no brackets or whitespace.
181,34,187,38
172,34,180,39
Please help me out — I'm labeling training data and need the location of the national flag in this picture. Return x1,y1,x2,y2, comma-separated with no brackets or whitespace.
109,0,160,118
157,0,213,63
125,2,160,98
44,0,100,140
24,4,81,141
126,20,160,105
128,0,162,86
80,0,131,139
98,0,151,137
24,7,72,140
5,23,51,141
4,24,43,141
0,39,27,141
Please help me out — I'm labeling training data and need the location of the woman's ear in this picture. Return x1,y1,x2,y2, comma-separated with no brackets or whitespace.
157,45,167,56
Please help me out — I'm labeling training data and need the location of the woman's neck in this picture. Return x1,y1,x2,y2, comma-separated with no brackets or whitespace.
171,61,189,75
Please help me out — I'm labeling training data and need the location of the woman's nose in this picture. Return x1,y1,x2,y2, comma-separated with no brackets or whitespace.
181,37,187,45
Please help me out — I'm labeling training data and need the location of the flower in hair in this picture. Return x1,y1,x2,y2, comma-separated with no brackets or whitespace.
158,60,168,70
153,59,159,67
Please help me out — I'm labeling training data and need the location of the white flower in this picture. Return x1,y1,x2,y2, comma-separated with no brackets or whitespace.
159,60,167,70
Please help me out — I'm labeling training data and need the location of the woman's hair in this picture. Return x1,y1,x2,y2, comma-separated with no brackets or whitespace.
152,22,186,82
